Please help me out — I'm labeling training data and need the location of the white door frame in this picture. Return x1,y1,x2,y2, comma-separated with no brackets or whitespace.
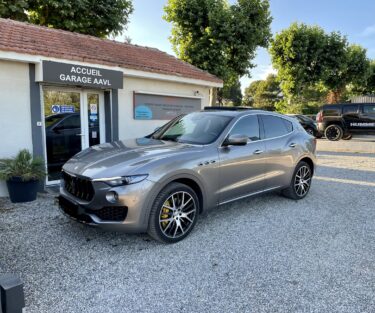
41,86,106,185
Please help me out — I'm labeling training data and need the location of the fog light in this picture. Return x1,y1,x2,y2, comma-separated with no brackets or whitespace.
106,191,119,203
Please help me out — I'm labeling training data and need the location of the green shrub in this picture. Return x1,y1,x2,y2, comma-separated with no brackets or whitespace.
0,149,46,181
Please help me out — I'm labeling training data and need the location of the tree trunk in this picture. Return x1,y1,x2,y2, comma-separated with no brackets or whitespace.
210,88,218,106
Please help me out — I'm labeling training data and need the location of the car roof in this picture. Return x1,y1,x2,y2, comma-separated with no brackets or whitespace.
201,107,293,119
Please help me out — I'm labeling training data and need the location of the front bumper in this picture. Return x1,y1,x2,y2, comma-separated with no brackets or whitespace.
57,178,157,233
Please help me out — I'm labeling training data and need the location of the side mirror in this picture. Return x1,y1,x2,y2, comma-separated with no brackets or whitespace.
223,134,248,146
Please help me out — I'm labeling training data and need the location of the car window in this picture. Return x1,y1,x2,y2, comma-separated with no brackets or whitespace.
323,105,341,116
343,105,358,114
157,112,233,144
57,114,81,130
261,115,293,139
229,115,260,141
363,105,375,115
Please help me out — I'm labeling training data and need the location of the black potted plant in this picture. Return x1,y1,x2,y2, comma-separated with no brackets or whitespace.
0,149,45,203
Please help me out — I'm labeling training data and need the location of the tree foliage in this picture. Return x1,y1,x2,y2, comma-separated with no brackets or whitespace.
0,0,133,37
269,23,371,103
164,0,272,103
222,78,242,106
243,74,281,110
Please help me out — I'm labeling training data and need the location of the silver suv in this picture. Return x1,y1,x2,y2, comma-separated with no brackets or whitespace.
58,109,316,243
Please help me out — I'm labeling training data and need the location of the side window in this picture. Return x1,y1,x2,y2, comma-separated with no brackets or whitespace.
363,105,375,115
343,105,358,114
229,115,260,141
323,105,341,116
261,115,293,139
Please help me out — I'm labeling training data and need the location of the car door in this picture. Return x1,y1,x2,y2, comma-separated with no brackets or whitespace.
259,114,298,189
359,104,375,132
218,114,266,204
342,104,360,131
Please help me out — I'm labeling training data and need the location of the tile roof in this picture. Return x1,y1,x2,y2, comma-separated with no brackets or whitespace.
0,18,222,84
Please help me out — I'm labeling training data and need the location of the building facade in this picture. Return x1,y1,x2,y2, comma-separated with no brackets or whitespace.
0,19,222,196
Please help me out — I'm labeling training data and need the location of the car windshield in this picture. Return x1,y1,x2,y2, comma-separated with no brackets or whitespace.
153,112,233,145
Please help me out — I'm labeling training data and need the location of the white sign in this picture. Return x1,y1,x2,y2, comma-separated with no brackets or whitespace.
90,103,98,114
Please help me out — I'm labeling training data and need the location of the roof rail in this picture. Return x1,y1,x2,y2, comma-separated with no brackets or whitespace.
203,106,254,111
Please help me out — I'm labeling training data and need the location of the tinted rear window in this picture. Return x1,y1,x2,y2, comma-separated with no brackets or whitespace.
363,105,375,115
261,115,293,139
323,105,341,116
342,105,358,114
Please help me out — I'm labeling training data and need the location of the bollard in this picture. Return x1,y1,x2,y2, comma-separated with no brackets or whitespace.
0,274,25,313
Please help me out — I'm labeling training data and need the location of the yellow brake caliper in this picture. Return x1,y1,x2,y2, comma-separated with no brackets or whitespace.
161,200,171,229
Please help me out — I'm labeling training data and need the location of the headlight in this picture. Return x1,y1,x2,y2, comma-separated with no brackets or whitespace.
93,174,148,186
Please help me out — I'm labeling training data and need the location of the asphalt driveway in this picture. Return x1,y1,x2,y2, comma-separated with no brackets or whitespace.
1,146,375,313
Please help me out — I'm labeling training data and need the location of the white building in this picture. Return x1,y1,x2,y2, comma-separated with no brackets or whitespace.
0,18,222,195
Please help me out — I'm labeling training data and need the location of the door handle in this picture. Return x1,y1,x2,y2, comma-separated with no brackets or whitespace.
253,149,263,155
289,143,297,148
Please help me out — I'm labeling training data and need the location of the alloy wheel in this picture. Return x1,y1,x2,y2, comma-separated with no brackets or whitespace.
294,165,311,197
159,191,197,239
325,125,342,141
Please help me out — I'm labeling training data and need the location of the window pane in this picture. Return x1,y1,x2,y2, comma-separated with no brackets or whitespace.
363,105,375,115
343,105,358,114
229,115,260,141
87,94,100,146
43,90,81,182
324,105,341,116
262,115,292,139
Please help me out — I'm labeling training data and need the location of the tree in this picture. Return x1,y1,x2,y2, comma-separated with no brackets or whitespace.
243,74,281,110
222,78,242,106
0,0,133,37
164,0,272,104
269,23,371,104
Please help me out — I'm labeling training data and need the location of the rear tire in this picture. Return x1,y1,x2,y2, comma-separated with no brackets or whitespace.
282,161,312,200
147,182,199,243
325,124,343,141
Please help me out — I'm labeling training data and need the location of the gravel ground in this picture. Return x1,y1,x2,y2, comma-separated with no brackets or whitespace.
1,149,375,313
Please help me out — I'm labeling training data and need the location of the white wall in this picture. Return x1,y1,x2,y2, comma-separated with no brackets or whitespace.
118,76,211,140
0,60,32,196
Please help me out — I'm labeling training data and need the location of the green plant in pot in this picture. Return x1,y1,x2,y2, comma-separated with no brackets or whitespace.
0,149,46,203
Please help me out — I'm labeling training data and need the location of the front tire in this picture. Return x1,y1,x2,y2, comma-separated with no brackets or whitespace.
147,183,199,243
305,127,315,136
282,161,312,200
325,124,343,141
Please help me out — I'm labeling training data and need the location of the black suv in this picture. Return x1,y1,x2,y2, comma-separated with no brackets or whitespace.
316,103,375,141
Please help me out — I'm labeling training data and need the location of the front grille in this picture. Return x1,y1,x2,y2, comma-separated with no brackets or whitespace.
58,196,93,224
88,206,128,222
63,171,95,201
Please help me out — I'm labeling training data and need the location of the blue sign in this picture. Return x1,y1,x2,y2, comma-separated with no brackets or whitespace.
60,105,75,113
51,105,60,114
135,105,153,120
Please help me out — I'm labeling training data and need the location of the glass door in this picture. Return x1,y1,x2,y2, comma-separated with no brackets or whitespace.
43,88,105,183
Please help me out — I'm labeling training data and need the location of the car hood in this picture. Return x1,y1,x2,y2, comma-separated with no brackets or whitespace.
62,138,197,179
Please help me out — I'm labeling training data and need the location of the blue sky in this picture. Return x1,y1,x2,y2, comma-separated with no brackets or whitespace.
119,0,375,91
